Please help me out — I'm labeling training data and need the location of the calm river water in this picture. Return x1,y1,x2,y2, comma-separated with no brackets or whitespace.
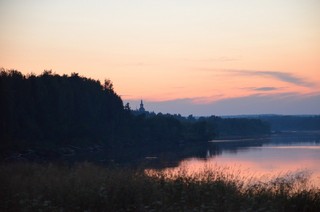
148,131,320,187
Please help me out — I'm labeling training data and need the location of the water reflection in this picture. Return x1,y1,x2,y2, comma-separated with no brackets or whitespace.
146,131,320,187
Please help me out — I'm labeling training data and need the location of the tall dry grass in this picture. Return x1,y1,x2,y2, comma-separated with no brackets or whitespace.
0,162,319,211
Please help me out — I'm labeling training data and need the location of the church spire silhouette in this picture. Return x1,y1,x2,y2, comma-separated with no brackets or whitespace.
139,100,145,113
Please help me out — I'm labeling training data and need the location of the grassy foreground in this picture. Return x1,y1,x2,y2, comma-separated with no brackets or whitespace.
0,162,319,211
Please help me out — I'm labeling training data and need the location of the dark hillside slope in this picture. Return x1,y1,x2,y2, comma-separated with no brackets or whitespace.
0,70,124,152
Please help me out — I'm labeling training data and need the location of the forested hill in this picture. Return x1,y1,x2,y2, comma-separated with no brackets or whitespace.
0,70,124,152
0,70,270,160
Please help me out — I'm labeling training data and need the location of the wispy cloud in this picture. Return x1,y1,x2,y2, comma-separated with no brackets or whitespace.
191,94,225,104
243,87,280,91
226,70,314,87
253,87,278,91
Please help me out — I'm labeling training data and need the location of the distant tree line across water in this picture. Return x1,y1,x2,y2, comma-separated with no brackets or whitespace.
259,115,320,132
1,69,271,159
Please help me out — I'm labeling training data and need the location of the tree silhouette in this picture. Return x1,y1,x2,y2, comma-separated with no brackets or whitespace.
0,69,271,160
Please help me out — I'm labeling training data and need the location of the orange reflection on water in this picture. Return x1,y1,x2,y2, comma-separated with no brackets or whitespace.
146,145,320,188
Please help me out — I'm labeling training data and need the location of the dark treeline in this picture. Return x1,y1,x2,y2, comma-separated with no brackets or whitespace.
0,70,124,152
0,70,270,160
187,115,270,138
259,115,320,132
224,115,320,132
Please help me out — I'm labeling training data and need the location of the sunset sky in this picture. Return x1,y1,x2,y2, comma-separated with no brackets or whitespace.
1,0,319,115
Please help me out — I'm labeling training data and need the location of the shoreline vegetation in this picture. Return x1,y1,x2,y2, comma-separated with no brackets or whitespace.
1,162,319,211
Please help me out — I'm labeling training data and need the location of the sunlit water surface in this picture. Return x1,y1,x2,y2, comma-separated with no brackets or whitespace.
147,132,320,187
